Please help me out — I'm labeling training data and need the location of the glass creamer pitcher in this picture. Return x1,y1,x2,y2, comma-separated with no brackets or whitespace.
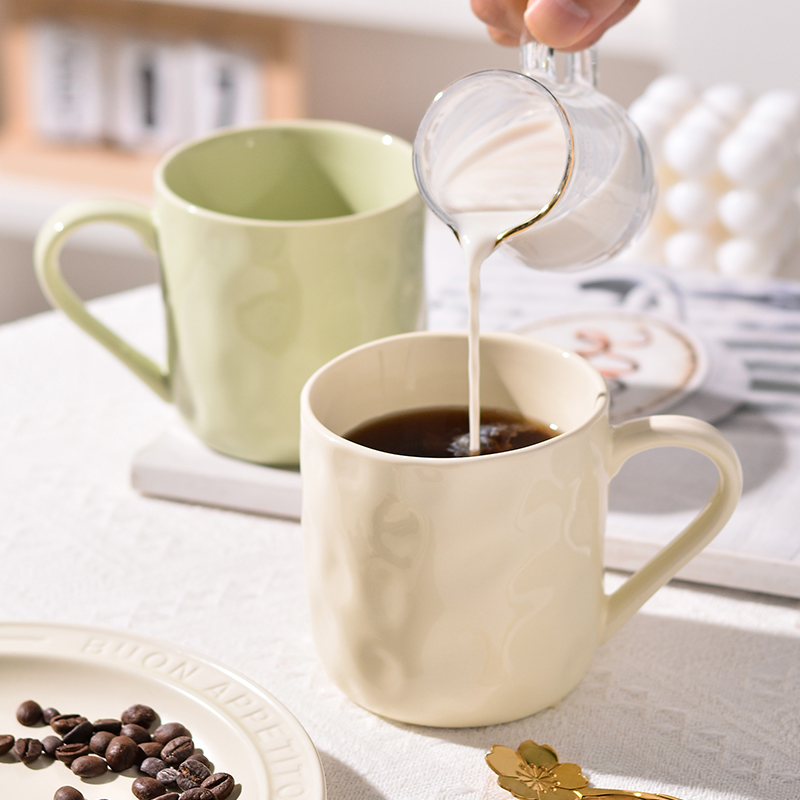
413,36,656,271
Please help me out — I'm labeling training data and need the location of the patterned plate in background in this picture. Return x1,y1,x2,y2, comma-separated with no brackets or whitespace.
518,311,709,424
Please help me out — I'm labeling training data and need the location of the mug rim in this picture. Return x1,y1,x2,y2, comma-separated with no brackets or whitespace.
300,330,609,465
154,119,421,227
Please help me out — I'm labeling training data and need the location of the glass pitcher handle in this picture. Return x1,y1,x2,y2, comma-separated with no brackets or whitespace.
519,27,598,88
520,28,556,79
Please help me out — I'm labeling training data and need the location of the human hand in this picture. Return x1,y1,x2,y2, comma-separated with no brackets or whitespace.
471,0,640,51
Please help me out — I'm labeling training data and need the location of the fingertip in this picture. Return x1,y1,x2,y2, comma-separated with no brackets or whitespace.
549,24,605,52
524,0,592,49
471,0,528,40
486,25,523,46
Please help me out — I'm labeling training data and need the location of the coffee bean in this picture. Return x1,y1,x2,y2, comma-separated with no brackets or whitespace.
92,718,122,734
104,734,139,772
16,700,43,726
89,730,115,756
161,735,193,765
55,742,90,765
156,766,180,785
153,722,191,745
132,776,167,799
179,789,215,800
121,722,152,743
7,703,236,798
202,772,235,799
175,758,211,790
41,734,62,757
62,720,94,744
140,740,163,759
189,751,213,772
50,714,88,736
54,787,84,800
141,756,167,777
122,704,158,729
71,754,108,777
13,737,43,763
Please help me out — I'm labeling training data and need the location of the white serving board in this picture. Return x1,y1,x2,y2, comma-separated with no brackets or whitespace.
131,420,301,519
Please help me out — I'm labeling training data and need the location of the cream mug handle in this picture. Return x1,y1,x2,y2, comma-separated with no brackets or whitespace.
602,414,743,643
34,199,170,401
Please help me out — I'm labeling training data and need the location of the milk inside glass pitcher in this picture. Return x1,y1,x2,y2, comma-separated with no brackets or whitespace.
413,37,656,272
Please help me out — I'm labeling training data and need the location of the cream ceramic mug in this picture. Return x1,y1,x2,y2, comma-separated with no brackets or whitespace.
300,331,742,727
35,120,425,465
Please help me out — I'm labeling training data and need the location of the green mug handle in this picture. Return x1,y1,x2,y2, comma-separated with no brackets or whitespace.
34,199,171,402
602,414,743,643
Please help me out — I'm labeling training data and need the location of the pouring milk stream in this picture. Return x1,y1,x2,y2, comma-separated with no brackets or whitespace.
413,39,656,452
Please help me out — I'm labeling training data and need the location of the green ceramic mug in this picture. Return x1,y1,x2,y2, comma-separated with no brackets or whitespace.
35,120,425,466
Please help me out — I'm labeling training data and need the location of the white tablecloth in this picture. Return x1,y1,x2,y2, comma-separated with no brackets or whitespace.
1,223,799,800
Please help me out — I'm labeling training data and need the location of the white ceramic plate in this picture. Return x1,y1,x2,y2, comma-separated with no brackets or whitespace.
0,621,326,800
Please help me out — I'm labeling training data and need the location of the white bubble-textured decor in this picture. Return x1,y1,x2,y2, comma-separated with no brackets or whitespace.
624,75,800,278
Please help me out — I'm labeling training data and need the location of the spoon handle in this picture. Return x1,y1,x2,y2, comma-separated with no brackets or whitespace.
581,790,685,800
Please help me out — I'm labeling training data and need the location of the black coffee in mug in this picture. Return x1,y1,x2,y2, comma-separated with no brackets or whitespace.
344,406,559,458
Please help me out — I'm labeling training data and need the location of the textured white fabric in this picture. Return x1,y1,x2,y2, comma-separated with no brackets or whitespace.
1,230,799,800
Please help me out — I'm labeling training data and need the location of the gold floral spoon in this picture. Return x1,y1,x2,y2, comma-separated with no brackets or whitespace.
486,741,683,800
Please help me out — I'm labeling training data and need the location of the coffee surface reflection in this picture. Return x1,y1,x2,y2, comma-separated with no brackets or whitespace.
345,406,558,458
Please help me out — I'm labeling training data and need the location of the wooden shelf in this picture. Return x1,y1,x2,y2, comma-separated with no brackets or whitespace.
127,0,488,40
0,0,307,195
0,140,160,197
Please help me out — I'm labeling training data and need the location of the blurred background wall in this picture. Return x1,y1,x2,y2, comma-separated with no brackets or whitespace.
0,0,796,323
